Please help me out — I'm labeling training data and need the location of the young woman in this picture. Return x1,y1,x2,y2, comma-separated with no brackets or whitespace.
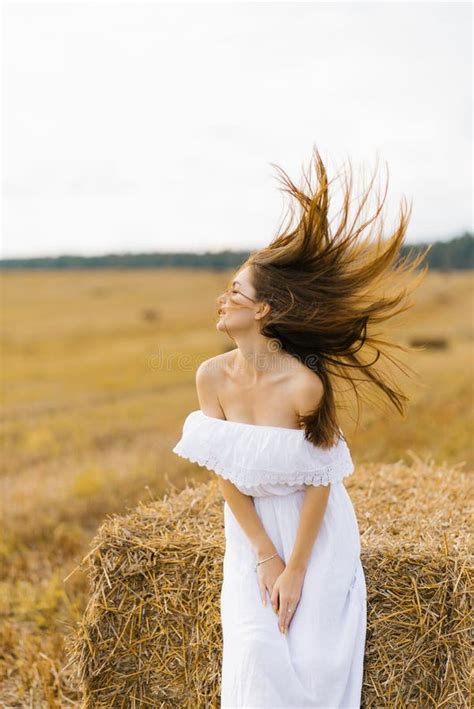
173,147,429,708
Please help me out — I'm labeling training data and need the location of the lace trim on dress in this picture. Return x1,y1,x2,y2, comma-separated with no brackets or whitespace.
171,409,355,487
172,441,354,486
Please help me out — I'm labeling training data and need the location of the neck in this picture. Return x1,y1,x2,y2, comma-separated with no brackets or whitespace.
231,332,289,380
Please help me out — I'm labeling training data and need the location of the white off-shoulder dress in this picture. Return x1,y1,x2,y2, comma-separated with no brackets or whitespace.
172,410,367,709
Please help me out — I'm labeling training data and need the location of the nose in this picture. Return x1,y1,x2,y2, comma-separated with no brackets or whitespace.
216,291,230,310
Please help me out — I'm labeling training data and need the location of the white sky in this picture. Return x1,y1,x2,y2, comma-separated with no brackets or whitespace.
1,1,472,258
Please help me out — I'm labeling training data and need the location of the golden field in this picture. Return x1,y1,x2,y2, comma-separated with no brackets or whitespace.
0,267,473,705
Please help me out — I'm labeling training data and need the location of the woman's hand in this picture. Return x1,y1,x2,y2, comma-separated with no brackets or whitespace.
256,554,286,610
271,566,306,634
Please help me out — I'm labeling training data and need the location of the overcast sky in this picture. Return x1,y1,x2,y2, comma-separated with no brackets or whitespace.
1,1,472,258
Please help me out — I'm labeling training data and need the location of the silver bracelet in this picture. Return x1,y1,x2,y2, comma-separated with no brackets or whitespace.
254,552,278,572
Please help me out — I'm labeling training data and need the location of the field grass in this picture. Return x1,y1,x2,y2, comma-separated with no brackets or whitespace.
0,267,472,705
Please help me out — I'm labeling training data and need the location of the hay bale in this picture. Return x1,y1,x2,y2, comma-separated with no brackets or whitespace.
66,454,473,708
353,453,472,708
66,482,223,707
409,336,449,350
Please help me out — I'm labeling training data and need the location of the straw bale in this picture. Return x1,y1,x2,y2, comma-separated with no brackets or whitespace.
66,452,473,708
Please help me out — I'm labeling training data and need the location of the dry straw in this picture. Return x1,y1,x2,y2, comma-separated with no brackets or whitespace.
65,452,473,708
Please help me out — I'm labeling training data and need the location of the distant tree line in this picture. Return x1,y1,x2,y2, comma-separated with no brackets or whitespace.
409,232,473,271
0,232,472,271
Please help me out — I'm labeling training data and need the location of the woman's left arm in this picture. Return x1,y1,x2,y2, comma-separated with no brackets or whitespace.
272,481,331,634
286,483,331,573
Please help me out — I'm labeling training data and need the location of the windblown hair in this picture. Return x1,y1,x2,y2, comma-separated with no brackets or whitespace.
238,146,431,448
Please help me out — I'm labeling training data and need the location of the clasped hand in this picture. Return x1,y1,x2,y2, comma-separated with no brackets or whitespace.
256,555,305,634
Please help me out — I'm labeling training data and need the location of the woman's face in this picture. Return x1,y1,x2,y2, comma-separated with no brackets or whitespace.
216,266,261,334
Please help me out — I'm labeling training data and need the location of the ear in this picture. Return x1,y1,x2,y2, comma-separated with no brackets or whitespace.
255,301,271,320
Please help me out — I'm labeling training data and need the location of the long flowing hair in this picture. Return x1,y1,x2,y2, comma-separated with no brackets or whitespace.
234,147,431,448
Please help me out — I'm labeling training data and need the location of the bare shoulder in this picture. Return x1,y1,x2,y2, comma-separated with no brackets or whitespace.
196,351,231,383
195,353,228,417
290,365,324,417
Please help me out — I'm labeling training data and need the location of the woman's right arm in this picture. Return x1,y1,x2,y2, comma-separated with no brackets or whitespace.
217,477,279,560
196,358,278,561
